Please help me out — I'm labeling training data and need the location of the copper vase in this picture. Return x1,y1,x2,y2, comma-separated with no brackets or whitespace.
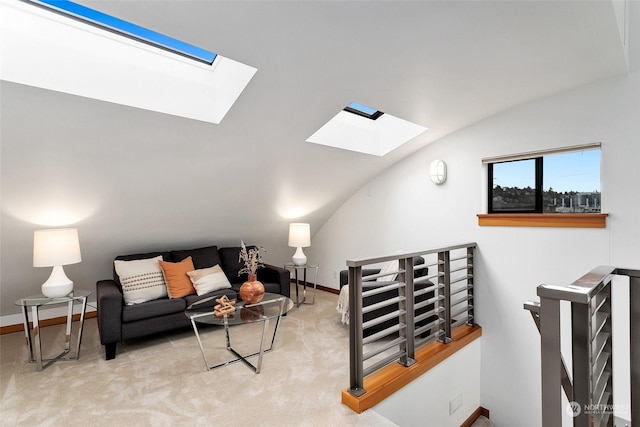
239,274,265,304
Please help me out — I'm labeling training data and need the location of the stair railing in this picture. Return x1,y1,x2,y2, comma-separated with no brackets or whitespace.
524,266,639,427
346,242,477,397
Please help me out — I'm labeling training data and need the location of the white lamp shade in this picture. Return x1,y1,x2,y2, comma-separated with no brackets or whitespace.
288,223,311,248
33,228,82,267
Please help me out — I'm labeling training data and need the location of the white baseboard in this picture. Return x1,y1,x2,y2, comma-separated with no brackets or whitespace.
1,304,97,328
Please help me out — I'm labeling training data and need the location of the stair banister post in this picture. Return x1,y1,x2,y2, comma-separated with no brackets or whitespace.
438,250,452,343
630,273,640,426
539,295,563,427
348,265,365,396
398,257,415,366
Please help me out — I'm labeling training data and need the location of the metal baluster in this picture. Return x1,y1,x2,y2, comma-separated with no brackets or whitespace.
629,273,639,426
438,251,452,343
467,247,475,326
348,265,365,396
398,257,415,367
540,296,563,427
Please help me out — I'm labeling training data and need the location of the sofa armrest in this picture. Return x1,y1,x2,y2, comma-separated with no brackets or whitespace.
258,264,291,299
340,256,428,287
96,279,123,345
339,269,381,288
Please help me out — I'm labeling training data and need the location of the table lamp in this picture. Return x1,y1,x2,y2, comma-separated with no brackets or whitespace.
33,228,82,298
288,223,310,266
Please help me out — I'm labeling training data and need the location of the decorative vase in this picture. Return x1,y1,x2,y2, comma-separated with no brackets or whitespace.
239,274,265,304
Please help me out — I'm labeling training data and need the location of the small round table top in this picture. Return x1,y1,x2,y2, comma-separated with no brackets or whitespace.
15,290,92,307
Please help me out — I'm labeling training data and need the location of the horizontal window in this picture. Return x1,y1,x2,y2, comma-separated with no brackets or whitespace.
479,143,606,228
487,146,601,214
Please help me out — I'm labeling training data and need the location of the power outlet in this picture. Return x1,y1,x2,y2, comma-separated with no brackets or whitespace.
333,270,338,279
449,393,463,415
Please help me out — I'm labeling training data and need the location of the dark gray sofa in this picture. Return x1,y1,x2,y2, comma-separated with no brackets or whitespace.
96,244,290,360
339,257,435,335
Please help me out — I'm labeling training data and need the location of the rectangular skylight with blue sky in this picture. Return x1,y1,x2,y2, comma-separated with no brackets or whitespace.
31,0,217,64
308,102,427,156
3,0,256,123
344,102,384,120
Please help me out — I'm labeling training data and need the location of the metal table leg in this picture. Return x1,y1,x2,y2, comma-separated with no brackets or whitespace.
15,291,90,371
74,296,88,359
31,305,43,371
189,298,287,373
21,305,34,362
292,265,318,306
26,296,88,371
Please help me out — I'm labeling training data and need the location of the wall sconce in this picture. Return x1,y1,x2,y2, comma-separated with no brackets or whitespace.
430,160,447,185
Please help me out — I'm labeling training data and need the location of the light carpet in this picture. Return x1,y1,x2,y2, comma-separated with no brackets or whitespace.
0,287,396,427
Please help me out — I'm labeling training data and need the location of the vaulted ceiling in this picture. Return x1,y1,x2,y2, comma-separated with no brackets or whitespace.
0,0,630,267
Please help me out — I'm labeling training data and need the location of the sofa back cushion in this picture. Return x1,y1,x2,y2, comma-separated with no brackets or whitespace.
413,256,429,278
171,245,221,270
218,246,256,284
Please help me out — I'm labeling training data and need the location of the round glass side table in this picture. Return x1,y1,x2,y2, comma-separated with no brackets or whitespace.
284,263,319,307
15,290,91,371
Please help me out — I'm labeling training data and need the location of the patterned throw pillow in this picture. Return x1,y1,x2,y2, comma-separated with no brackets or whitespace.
114,256,167,305
187,265,232,296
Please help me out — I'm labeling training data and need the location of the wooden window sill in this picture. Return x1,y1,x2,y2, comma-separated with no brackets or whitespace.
477,213,608,228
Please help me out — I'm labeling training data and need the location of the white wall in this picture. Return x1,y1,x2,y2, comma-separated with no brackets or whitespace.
308,67,639,426
374,338,482,426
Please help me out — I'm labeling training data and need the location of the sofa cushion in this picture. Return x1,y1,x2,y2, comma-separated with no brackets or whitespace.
159,256,196,299
187,265,232,296
171,246,221,270
218,246,255,283
114,256,168,305
121,297,187,323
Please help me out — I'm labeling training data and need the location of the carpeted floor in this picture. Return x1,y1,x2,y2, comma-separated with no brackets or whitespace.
1,286,492,426
1,286,396,426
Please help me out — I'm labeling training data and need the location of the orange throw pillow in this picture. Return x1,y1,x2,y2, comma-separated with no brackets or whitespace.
159,256,196,299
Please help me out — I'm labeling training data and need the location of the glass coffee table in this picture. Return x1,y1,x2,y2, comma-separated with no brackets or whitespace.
185,292,293,374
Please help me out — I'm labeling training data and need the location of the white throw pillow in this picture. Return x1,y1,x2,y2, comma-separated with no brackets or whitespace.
187,265,232,296
114,256,168,305
376,260,399,282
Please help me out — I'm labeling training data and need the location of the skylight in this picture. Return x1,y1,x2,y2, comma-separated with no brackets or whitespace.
0,0,257,124
32,0,216,64
344,102,384,120
307,103,427,156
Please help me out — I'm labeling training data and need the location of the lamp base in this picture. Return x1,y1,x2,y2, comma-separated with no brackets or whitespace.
292,247,307,266
41,265,74,298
